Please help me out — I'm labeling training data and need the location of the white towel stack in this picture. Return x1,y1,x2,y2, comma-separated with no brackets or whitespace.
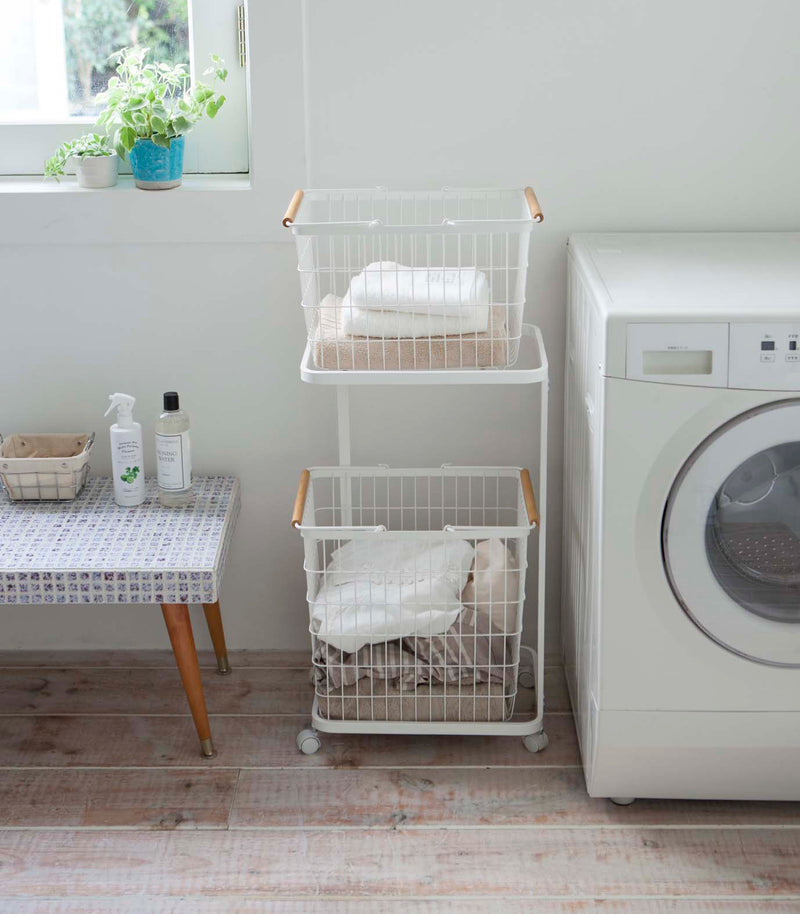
341,261,490,338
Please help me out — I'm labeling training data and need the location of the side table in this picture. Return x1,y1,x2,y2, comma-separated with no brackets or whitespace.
0,475,240,757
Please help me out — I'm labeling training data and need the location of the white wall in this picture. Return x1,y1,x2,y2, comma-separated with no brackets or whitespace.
2,0,799,653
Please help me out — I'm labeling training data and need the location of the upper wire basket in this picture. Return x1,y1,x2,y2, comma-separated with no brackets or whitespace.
282,187,543,372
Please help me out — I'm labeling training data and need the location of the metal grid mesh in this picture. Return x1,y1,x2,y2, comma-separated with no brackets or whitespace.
292,189,535,371
297,467,534,723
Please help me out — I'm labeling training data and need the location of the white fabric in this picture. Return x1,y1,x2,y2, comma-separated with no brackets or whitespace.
461,538,520,633
340,301,489,338
344,261,490,314
312,538,475,653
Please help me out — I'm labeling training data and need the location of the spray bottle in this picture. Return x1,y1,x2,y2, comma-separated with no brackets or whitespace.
105,393,145,507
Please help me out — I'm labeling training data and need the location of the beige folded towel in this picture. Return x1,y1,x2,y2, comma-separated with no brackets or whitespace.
316,680,513,722
310,296,510,370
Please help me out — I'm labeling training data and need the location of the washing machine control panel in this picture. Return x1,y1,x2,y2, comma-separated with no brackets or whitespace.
729,323,800,390
626,322,800,390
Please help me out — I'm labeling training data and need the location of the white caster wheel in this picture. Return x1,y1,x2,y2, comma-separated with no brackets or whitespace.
523,732,549,753
518,667,536,689
296,728,321,755
610,797,636,806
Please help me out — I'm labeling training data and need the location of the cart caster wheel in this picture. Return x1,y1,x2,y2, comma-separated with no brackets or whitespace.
523,732,549,753
297,729,321,755
610,797,636,806
518,668,536,689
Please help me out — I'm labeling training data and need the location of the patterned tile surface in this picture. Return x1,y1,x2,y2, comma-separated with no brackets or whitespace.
0,476,240,605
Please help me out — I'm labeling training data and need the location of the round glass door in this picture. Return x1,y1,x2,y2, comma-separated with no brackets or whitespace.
663,400,800,667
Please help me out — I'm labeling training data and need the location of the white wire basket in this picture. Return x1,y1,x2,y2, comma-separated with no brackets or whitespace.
291,465,539,730
0,433,94,501
282,187,543,372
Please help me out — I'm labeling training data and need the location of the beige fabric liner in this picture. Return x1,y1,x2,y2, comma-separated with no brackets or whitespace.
312,303,510,370
1,434,89,461
316,680,513,722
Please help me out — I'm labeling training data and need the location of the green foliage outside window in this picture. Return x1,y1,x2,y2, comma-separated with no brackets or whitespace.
62,0,189,115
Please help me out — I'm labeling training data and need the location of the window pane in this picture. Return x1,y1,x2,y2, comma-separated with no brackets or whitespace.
0,0,189,122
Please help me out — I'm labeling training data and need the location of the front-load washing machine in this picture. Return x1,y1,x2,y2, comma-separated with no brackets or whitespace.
564,233,800,801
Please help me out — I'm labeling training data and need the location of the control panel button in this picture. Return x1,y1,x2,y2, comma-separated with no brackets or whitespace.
730,323,800,390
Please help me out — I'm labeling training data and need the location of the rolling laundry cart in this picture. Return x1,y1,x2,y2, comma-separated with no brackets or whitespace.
284,186,548,753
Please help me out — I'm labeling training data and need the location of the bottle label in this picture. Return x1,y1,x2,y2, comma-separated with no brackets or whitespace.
156,432,191,490
114,439,143,490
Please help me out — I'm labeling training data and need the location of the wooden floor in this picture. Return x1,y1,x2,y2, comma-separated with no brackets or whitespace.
0,651,798,911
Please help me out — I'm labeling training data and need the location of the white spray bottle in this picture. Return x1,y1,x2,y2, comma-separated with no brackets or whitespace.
105,393,145,507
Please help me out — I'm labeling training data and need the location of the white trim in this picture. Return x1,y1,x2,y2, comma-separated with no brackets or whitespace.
664,400,800,667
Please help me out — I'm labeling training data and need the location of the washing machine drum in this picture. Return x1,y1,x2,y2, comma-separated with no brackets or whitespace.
663,400,800,667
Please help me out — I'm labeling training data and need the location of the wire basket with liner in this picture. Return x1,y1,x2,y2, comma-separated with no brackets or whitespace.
282,186,544,372
0,433,95,501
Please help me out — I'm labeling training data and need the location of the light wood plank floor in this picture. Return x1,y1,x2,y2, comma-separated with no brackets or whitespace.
0,650,797,912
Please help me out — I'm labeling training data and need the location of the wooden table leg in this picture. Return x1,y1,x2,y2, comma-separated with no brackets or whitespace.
161,603,216,758
202,600,231,675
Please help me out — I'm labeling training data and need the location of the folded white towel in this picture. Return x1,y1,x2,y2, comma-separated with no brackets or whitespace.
341,299,490,338
344,262,490,315
312,538,474,654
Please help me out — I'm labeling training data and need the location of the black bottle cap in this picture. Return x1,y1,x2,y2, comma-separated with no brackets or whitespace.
163,391,180,411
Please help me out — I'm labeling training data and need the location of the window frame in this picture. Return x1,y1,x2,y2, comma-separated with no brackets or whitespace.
0,0,249,176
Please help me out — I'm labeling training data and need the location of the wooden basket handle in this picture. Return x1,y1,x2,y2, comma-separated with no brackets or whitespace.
282,189,304,227
520,468,540,527
524,186,544,223
291,469,311,528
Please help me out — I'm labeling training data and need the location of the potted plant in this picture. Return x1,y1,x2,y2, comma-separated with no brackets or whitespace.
96,47,227,190
44,133,118,188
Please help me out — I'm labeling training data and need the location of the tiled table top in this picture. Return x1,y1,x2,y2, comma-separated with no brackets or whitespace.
0,476,240,605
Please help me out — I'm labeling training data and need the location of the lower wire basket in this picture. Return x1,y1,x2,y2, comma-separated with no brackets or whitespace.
291,465,546,746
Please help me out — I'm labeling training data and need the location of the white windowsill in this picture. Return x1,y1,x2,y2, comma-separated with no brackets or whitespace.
0,173,251,194
0,172,299,245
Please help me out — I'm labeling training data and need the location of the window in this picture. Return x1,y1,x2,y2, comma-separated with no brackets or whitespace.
0,0,248,175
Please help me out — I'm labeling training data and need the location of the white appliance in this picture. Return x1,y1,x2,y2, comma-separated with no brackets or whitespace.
564,233,800,802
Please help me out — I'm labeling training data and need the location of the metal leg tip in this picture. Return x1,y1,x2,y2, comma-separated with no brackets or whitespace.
216,656,232,675
200,738,217,759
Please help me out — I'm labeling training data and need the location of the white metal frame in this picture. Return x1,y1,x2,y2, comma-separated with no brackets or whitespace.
0,0,249,176
295,327,549,751
288,185,548,754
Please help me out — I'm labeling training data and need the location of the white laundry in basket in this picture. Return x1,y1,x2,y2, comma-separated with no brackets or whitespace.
312,538,475,654
344,262,489,313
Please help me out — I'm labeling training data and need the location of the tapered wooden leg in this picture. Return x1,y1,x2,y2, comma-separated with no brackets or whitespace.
202,600,231,675
161,603,215,758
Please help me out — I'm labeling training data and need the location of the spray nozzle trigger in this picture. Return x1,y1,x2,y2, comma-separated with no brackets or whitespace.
104,393,136,423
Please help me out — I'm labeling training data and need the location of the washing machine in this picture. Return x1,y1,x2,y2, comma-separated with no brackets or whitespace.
563,232,800,801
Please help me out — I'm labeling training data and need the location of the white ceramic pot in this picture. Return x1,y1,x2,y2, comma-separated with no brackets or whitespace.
76,154,119,189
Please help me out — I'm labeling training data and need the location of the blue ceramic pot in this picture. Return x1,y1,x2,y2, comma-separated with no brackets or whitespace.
129,136,185,190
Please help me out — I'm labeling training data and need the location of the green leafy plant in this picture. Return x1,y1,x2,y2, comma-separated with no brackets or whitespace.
96,46,227,159
120,466,141,484
44,133,115,179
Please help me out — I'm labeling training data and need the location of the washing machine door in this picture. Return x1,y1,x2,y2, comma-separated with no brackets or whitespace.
663,399,800,667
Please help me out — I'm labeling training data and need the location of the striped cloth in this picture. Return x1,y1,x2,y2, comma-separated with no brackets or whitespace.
312,607,514,694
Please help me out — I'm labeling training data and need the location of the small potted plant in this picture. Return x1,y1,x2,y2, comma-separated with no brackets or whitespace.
96,47,227,190
44,133,118,188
